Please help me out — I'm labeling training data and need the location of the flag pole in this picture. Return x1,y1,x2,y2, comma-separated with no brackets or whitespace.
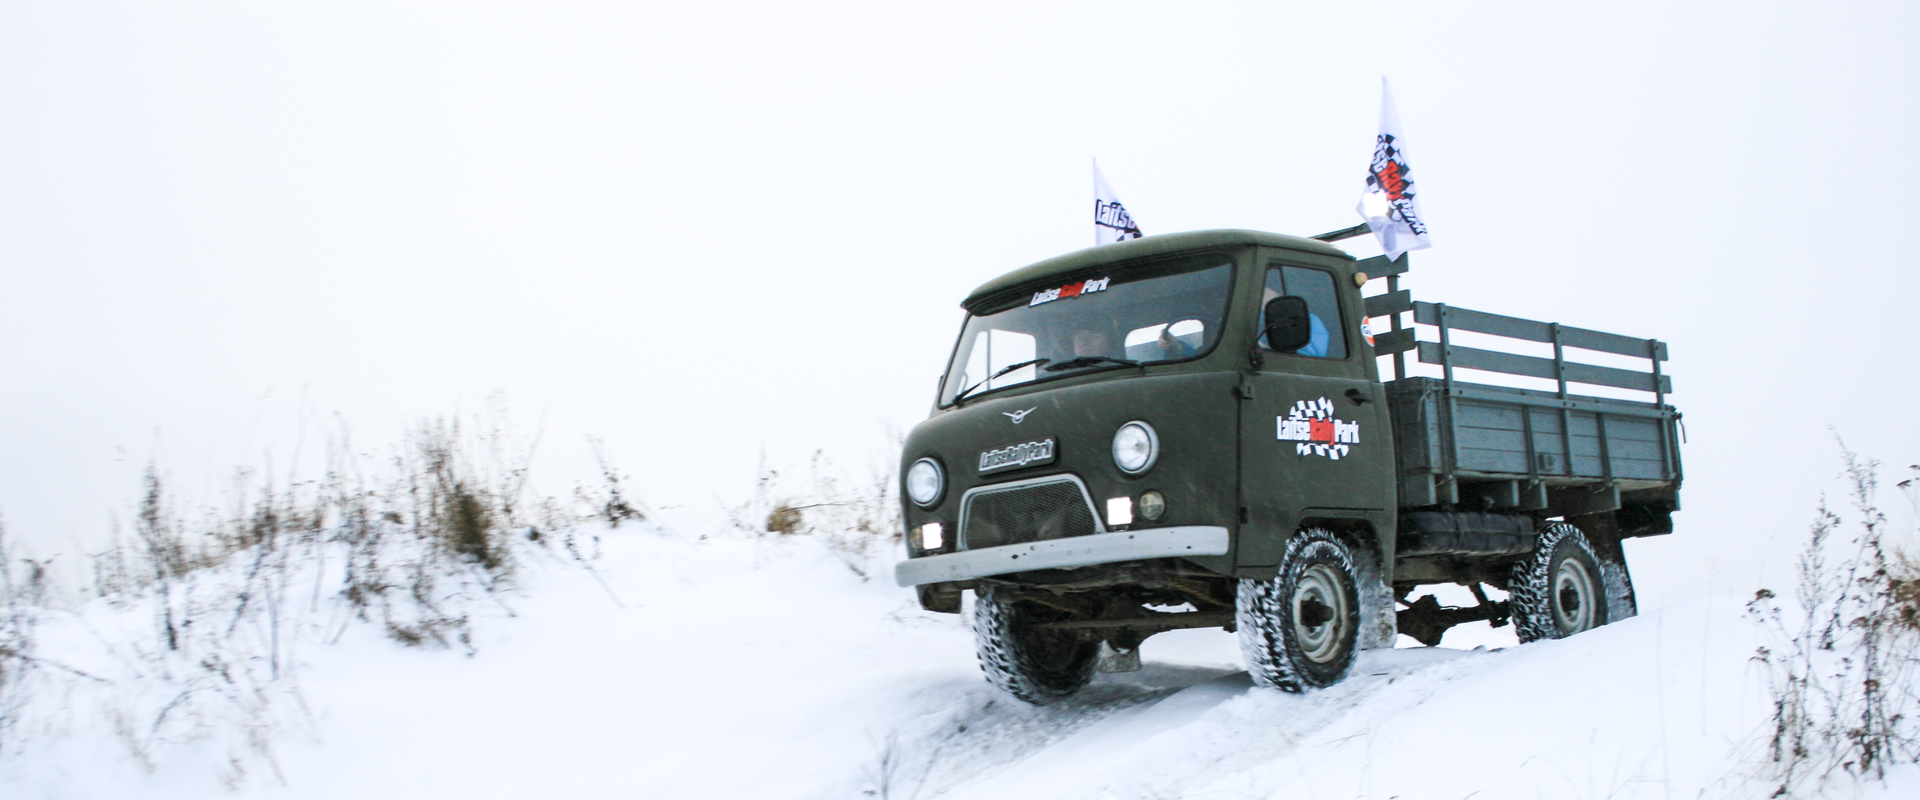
1310,223,1372,242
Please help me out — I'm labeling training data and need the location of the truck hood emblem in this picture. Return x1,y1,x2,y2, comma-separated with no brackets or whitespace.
979,438,1056,473
1004,407,1037,424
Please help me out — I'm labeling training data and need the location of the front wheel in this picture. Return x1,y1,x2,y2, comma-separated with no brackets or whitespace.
1510,522,1609,643
1237,528,1362,691
972,588,1098,705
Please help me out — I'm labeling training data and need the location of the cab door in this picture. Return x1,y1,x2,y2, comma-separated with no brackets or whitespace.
1236,258,1396,567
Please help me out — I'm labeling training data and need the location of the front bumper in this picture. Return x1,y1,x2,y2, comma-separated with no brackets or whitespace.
893,526,1230,587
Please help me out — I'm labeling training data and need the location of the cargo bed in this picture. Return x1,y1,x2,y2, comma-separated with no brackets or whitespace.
1367,293,1682,521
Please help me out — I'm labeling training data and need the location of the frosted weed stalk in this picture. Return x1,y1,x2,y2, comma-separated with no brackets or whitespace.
1747,445,1920,797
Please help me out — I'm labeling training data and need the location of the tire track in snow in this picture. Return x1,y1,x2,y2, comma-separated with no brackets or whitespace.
918,647,1484,800
828,663,1238,800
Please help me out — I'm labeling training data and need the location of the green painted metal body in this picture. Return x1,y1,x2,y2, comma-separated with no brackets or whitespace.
898,229,1681,589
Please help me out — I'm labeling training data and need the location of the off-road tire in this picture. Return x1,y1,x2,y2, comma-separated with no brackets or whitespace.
1510,522,1609,643
972,588,1098,705
1596,550,1639,625
1584,522,1640,625
1236,528,1362,692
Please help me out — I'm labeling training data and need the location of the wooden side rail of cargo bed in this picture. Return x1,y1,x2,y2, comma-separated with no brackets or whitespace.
1371,301,1670,397
1364,295,1680,517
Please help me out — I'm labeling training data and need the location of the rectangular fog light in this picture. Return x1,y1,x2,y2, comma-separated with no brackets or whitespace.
919,522,944,550
1106,496,1133,527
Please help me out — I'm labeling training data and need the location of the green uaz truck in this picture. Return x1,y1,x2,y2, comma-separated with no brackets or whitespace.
894,228,1681,704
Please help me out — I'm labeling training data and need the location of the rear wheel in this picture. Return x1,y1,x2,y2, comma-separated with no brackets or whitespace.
972,588,1098,705
1236,528,1361,691
1584,521,1640,625
1510,522,1608,642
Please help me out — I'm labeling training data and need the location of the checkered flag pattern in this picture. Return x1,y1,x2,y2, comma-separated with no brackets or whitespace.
1281,397,1354,461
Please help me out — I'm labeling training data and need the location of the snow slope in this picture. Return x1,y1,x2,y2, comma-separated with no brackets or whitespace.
4,524,1916,799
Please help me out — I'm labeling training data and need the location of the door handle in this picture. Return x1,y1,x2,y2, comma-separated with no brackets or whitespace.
1344,388,1373,405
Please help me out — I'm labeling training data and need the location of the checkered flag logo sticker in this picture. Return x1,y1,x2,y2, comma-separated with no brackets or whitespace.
1276,396,1362,460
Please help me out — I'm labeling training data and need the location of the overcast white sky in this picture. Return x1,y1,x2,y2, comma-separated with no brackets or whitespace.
4,1,1917,605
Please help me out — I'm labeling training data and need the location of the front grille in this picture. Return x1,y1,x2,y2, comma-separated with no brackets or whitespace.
960,478,1098,550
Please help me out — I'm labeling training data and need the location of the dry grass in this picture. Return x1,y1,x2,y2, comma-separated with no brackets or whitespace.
1748,448,1920,796
724,446,903,579
0,412,638,783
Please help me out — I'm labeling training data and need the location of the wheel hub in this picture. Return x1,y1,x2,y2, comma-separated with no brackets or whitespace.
1550,557,1597,634
1291,563,1350,663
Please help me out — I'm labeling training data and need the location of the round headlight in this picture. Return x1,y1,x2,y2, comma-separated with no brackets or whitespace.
1111,421,1160,474
906,458,945,507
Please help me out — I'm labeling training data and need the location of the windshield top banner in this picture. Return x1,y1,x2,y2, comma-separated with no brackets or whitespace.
1030,277,1109,307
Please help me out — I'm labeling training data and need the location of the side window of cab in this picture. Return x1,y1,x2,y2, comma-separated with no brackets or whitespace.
1258,266,1348,359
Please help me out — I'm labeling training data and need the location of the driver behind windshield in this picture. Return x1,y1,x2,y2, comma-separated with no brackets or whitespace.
1071,328,1114,359
1054,319,1197,365
1038,322,1120,365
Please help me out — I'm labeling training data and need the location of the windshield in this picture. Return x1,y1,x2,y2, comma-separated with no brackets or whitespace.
940,254,1235,406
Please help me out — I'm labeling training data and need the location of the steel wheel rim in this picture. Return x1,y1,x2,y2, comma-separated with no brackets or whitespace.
1292,563,1349,663
1551,556,1597,634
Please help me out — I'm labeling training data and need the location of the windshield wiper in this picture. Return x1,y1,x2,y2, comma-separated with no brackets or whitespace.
954,358,1051,403
1043,355,1141,372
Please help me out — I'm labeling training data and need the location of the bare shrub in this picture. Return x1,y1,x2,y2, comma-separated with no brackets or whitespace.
324,418,537,648
722,445,903,579
766,503,805,535
403,419,508,571
799,448,904,576
583,438,645,528
1748,447,1920,796
0,516,38,756
720,453,783,540
385,613,471,652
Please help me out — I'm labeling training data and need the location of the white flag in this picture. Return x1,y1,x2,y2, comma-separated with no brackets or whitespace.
1093,159,1143,245
1356,78,1432,259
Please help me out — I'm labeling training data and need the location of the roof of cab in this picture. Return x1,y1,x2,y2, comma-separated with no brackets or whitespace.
962,229,1352,311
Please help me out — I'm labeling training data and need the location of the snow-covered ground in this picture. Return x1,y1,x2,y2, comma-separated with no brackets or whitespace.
4,524,1915,799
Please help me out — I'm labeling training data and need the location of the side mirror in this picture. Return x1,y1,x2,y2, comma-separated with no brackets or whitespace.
1263,296,1312,353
